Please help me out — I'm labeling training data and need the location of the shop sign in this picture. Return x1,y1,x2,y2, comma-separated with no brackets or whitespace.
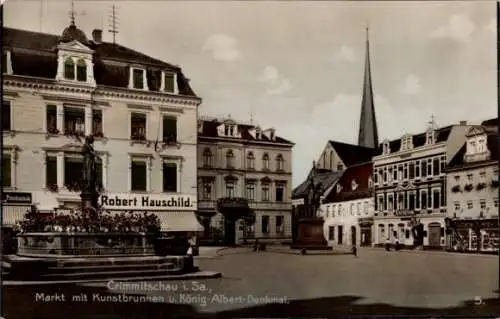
358,217,374,225
99,193,197,211
394,210,414,217
2,192,32,204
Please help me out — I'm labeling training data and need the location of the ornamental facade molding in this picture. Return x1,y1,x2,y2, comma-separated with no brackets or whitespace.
3,76,201,107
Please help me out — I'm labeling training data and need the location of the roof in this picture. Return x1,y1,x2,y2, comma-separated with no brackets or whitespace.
375,125,454,155
198,118,294,145
481,118,497,127
292,169,344,199
3,27,198,97
324,162,373,203
447,130,499,170
328,140,376,166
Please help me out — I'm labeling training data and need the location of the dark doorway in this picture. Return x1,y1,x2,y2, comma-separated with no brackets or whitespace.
360,226,372,246
224,218,236,245
338,225,343,244
351,226,357,246
428,222,441,248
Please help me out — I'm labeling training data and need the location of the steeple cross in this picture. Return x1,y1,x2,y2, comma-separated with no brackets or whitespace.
69,0,76,25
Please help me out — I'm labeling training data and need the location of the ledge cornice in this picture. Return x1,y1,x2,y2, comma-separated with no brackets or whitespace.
3,75,202,107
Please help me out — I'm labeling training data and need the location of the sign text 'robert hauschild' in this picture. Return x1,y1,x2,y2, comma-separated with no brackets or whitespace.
99,193,196,210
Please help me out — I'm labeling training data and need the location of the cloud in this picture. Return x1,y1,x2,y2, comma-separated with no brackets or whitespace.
258,66,292,95
429,14,475,42
485,18,495,33
333,45,356,62
202,34,241,61
402,74,421,95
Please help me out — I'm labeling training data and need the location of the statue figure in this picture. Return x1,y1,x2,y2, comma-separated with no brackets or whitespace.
306,161,323,217
81,135,98,194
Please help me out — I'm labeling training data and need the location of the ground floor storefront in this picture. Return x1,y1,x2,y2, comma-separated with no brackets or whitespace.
373,214,445,249
445,218,499,253
323,219,361,247
2,192,34,254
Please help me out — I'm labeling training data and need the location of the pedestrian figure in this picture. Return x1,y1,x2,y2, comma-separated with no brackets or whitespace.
385,236,391,251
352,244,357,257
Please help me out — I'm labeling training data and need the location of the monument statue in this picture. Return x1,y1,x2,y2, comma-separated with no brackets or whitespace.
81,135,99,209
306,161,323,217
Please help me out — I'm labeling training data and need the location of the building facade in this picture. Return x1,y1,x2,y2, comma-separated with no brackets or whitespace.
445,121,499,252
2,24,203,234
372,119,468,248
320,162,374,248
196,116,294,245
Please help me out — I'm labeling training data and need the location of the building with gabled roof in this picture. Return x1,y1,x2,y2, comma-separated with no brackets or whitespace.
444,123,499,252
197,116,294,245
2,19,203,236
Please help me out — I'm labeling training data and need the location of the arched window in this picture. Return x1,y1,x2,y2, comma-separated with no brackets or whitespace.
276,154,284,171
262,153,270,170
76,59,87,82
226,150,234,168
64,57,75,79
202,148,213,167
247,152,255,170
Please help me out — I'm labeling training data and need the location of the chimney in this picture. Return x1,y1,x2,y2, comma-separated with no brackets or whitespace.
459,121,467,125
92,29,102,44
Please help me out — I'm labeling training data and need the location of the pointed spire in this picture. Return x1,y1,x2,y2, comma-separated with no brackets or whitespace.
69,0,76,26
358,24,379,149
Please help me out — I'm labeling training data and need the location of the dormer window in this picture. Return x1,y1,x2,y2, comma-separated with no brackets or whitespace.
336,184,342,193
64,58,75,79
128,67,148,90
351,180,358,191
76,59,87,81
161,72,176,93
400,134,413,151
63,57,87,82
382,139,390,155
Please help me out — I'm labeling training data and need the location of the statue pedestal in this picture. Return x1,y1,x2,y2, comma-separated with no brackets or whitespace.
80,191,99,210
290,217,331,252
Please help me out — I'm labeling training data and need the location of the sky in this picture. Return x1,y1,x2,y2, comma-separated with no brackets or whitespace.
4,1,497,187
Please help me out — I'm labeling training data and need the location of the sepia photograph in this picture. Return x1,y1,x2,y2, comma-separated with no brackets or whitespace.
1,0,499,318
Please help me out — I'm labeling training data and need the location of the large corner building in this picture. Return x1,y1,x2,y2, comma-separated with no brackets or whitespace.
2,22,203,235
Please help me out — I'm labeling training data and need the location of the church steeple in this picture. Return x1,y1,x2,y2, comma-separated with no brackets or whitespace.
357,26,379,149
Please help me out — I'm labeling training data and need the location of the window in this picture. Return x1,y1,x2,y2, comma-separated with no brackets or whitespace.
247,152,255,170
433,158,440,176
202,180,212,200
387,194,394,211
225,180,235,198
2,101,11,131
202,148,213,167
421,190,427,209
397,165,403,181
130,112,147,141
387,167,393,182
64,154,84,191
378,195,384,212
163,72,175,93
76,59,87,82
162,162,177,192
64,58,75,79
415,160,420,178
467,174,473,182
480,199,486,210
454,201,460,211
374,169,378,183
133,68,145,89
337,163,343,171
46,104,58,134
432,189,440,209
275,216,284,235
63,107,85,136
440,156,446,173
403,164,408,180
328,226,335,241
276,154,285,171
45,155,57,189
409,163,415,179
91,109,103,137
494,198,499,208
383,169,387,183
275,184,284,202
226,150,235,168
467,201,473,210
427,159,432,177
262,216,270,234
409,192,415,210
262,183,270,201
421,161,427,177
2,153,11,187
368,177,373,188
454,175,460,182
131,159,147,191
162,116,177,143
338,225,343,244
262,153,270,170
246,182,256,201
